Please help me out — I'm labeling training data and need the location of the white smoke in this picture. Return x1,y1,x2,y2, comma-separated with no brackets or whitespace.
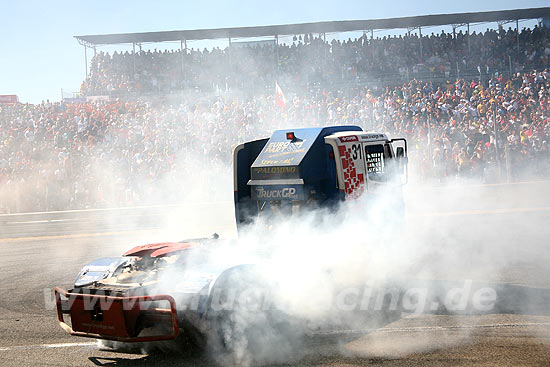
127,168,550,365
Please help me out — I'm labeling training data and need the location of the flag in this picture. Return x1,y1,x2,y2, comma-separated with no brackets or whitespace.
274,81,287,108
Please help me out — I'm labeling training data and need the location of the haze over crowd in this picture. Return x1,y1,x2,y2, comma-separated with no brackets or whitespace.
1,25,550,213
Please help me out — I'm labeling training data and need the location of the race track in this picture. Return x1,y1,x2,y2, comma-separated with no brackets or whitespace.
1,181,550,366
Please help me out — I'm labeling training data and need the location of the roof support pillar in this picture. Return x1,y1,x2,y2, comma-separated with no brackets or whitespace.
228,36,232,66
83,45,88,79
275,35,279,78
324,32,328,58
370,29,374,58
184,40,187,74
467,23,471,54
419,26,423,59
516,19,520,52
132,42,136,79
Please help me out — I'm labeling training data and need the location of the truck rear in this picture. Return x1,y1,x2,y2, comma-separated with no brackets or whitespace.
233,126,408,229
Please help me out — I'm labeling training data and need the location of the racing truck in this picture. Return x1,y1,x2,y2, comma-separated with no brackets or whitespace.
233,126,408,227
55,126,550,356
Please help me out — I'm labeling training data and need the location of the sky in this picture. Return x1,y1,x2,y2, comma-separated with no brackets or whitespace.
0,0,547,104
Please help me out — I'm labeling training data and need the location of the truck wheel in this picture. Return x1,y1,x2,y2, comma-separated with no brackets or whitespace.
207,267,298,364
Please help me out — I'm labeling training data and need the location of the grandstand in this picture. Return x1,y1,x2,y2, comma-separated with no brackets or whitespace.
0,7,549,214
75,7,550,94
76,8,550,46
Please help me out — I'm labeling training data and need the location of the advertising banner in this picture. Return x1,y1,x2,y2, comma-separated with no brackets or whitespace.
0,95,19,104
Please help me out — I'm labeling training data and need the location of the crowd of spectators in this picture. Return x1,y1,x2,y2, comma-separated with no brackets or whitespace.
1,24,550,212
1,66,549,213
80,25,550,96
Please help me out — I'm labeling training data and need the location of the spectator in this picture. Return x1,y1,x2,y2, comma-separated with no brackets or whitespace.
1,27,550,213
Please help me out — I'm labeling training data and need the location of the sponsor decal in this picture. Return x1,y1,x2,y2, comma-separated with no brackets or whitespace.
260,158,295,165
338,145,365,198
253,186,301,200
338,135,358,142
264,140,306,153
366,152,384,173
254,166,296,175
251,166,300,179
361,133,387,141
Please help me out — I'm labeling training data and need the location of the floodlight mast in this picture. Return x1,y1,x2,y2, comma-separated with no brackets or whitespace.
75,37,95,80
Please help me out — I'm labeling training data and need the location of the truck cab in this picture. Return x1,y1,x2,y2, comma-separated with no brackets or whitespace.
233,126,407,229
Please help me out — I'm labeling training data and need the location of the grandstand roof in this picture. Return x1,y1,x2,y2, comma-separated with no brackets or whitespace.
75,7,550,46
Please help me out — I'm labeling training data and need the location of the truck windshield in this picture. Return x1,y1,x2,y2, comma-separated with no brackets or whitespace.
364,144,390,182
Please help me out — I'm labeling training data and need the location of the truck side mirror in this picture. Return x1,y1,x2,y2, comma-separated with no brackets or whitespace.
391,138,408,185
396,147,408,165
396,147,404,158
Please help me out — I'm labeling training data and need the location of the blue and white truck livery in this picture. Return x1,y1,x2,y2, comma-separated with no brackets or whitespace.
233,126,408,227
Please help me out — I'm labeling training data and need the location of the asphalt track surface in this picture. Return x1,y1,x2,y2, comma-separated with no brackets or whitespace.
1,181,550,366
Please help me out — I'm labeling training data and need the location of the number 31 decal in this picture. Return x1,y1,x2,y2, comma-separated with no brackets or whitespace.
351,144,362,160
